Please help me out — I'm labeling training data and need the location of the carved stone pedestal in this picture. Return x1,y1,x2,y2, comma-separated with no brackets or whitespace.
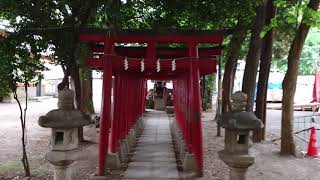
218,150,254,180
53,165,73,180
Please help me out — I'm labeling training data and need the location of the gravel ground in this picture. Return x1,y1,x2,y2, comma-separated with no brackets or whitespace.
0,98,124,180
201,109,320,180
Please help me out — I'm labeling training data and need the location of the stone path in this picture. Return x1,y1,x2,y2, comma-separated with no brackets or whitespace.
124,110,179,179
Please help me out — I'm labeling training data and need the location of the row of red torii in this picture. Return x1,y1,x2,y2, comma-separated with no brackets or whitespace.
79,28,228,177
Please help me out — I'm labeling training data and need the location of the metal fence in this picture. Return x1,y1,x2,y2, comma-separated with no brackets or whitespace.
293,114,320,148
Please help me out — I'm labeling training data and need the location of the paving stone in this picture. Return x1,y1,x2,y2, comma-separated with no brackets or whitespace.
131,155,176,162
124,111,179,179
128,161,177,168
125,164,179,179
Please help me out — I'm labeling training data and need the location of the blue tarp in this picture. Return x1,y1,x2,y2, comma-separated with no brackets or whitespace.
268,83,282,89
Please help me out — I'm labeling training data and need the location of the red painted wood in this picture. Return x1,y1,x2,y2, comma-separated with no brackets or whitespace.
85,57,217,76
187,43,197,152
191,63,204,176
111,74,121,153
137,80,142,119
91,46,222,58
125,76,130,137
188,42,199,58
147,41,156,61
187,70,192,152
97,39,114,176
127,78,133,131
142,80,147,115
142,79,146,116
117,76,122,150
83,31,223,177
97,59,112,176
119,76,126,140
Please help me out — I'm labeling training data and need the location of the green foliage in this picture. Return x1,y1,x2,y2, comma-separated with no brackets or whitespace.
76,43,91,80
260,17,278,38
1,0,262,71
0,0,262,111
0,81,10,99
0,30,44,176
302,7,320,28
0,33,44,92
272,28,320,75
94,0,261,30
261,0,301,38
1,0,111,72
263,0,320,75
298,28,320,75
204,75,215,108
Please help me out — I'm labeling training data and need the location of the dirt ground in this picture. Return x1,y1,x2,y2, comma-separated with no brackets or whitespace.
1,98,320,179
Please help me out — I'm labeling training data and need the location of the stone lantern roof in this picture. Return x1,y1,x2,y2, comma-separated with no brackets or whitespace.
38,88,91,128
219,111,263,130
218,91,263,130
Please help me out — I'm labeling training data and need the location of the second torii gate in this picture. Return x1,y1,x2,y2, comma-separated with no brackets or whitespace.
79,28,228,177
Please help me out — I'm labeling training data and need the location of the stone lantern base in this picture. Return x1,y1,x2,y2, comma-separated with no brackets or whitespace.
54,165,73,180
46,150,85,180
218,150,255,180
106,152,121,169
89,174,109,180
182,152,195,171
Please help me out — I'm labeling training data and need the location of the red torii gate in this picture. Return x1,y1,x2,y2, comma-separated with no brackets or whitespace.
79,28,228,177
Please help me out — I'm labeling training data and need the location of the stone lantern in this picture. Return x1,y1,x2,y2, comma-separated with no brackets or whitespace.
218,91,263,180
38,88,91,180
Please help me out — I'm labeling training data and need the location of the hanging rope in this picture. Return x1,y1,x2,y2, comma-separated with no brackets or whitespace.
172,58,176,71
103,53,198,61
124,56,128,70
140,58,145,72
156,58,161,72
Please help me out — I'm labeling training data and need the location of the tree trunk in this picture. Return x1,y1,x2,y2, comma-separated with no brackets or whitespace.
222,18,248,113
206,75,214,109
71,67,82,110
202,76,207,111
80,70,95,114
70,65,85,142
253,0,276,142
242,1,267,112
281,0,319,155
230,61,238,92
12,85,31,177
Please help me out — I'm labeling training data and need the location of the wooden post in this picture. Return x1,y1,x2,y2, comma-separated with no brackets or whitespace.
191,63,204,176
120,77,127,140
111,74,121,153
188,42,203,176
147,41,156,62
97,45,113,176
216,55,222,137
